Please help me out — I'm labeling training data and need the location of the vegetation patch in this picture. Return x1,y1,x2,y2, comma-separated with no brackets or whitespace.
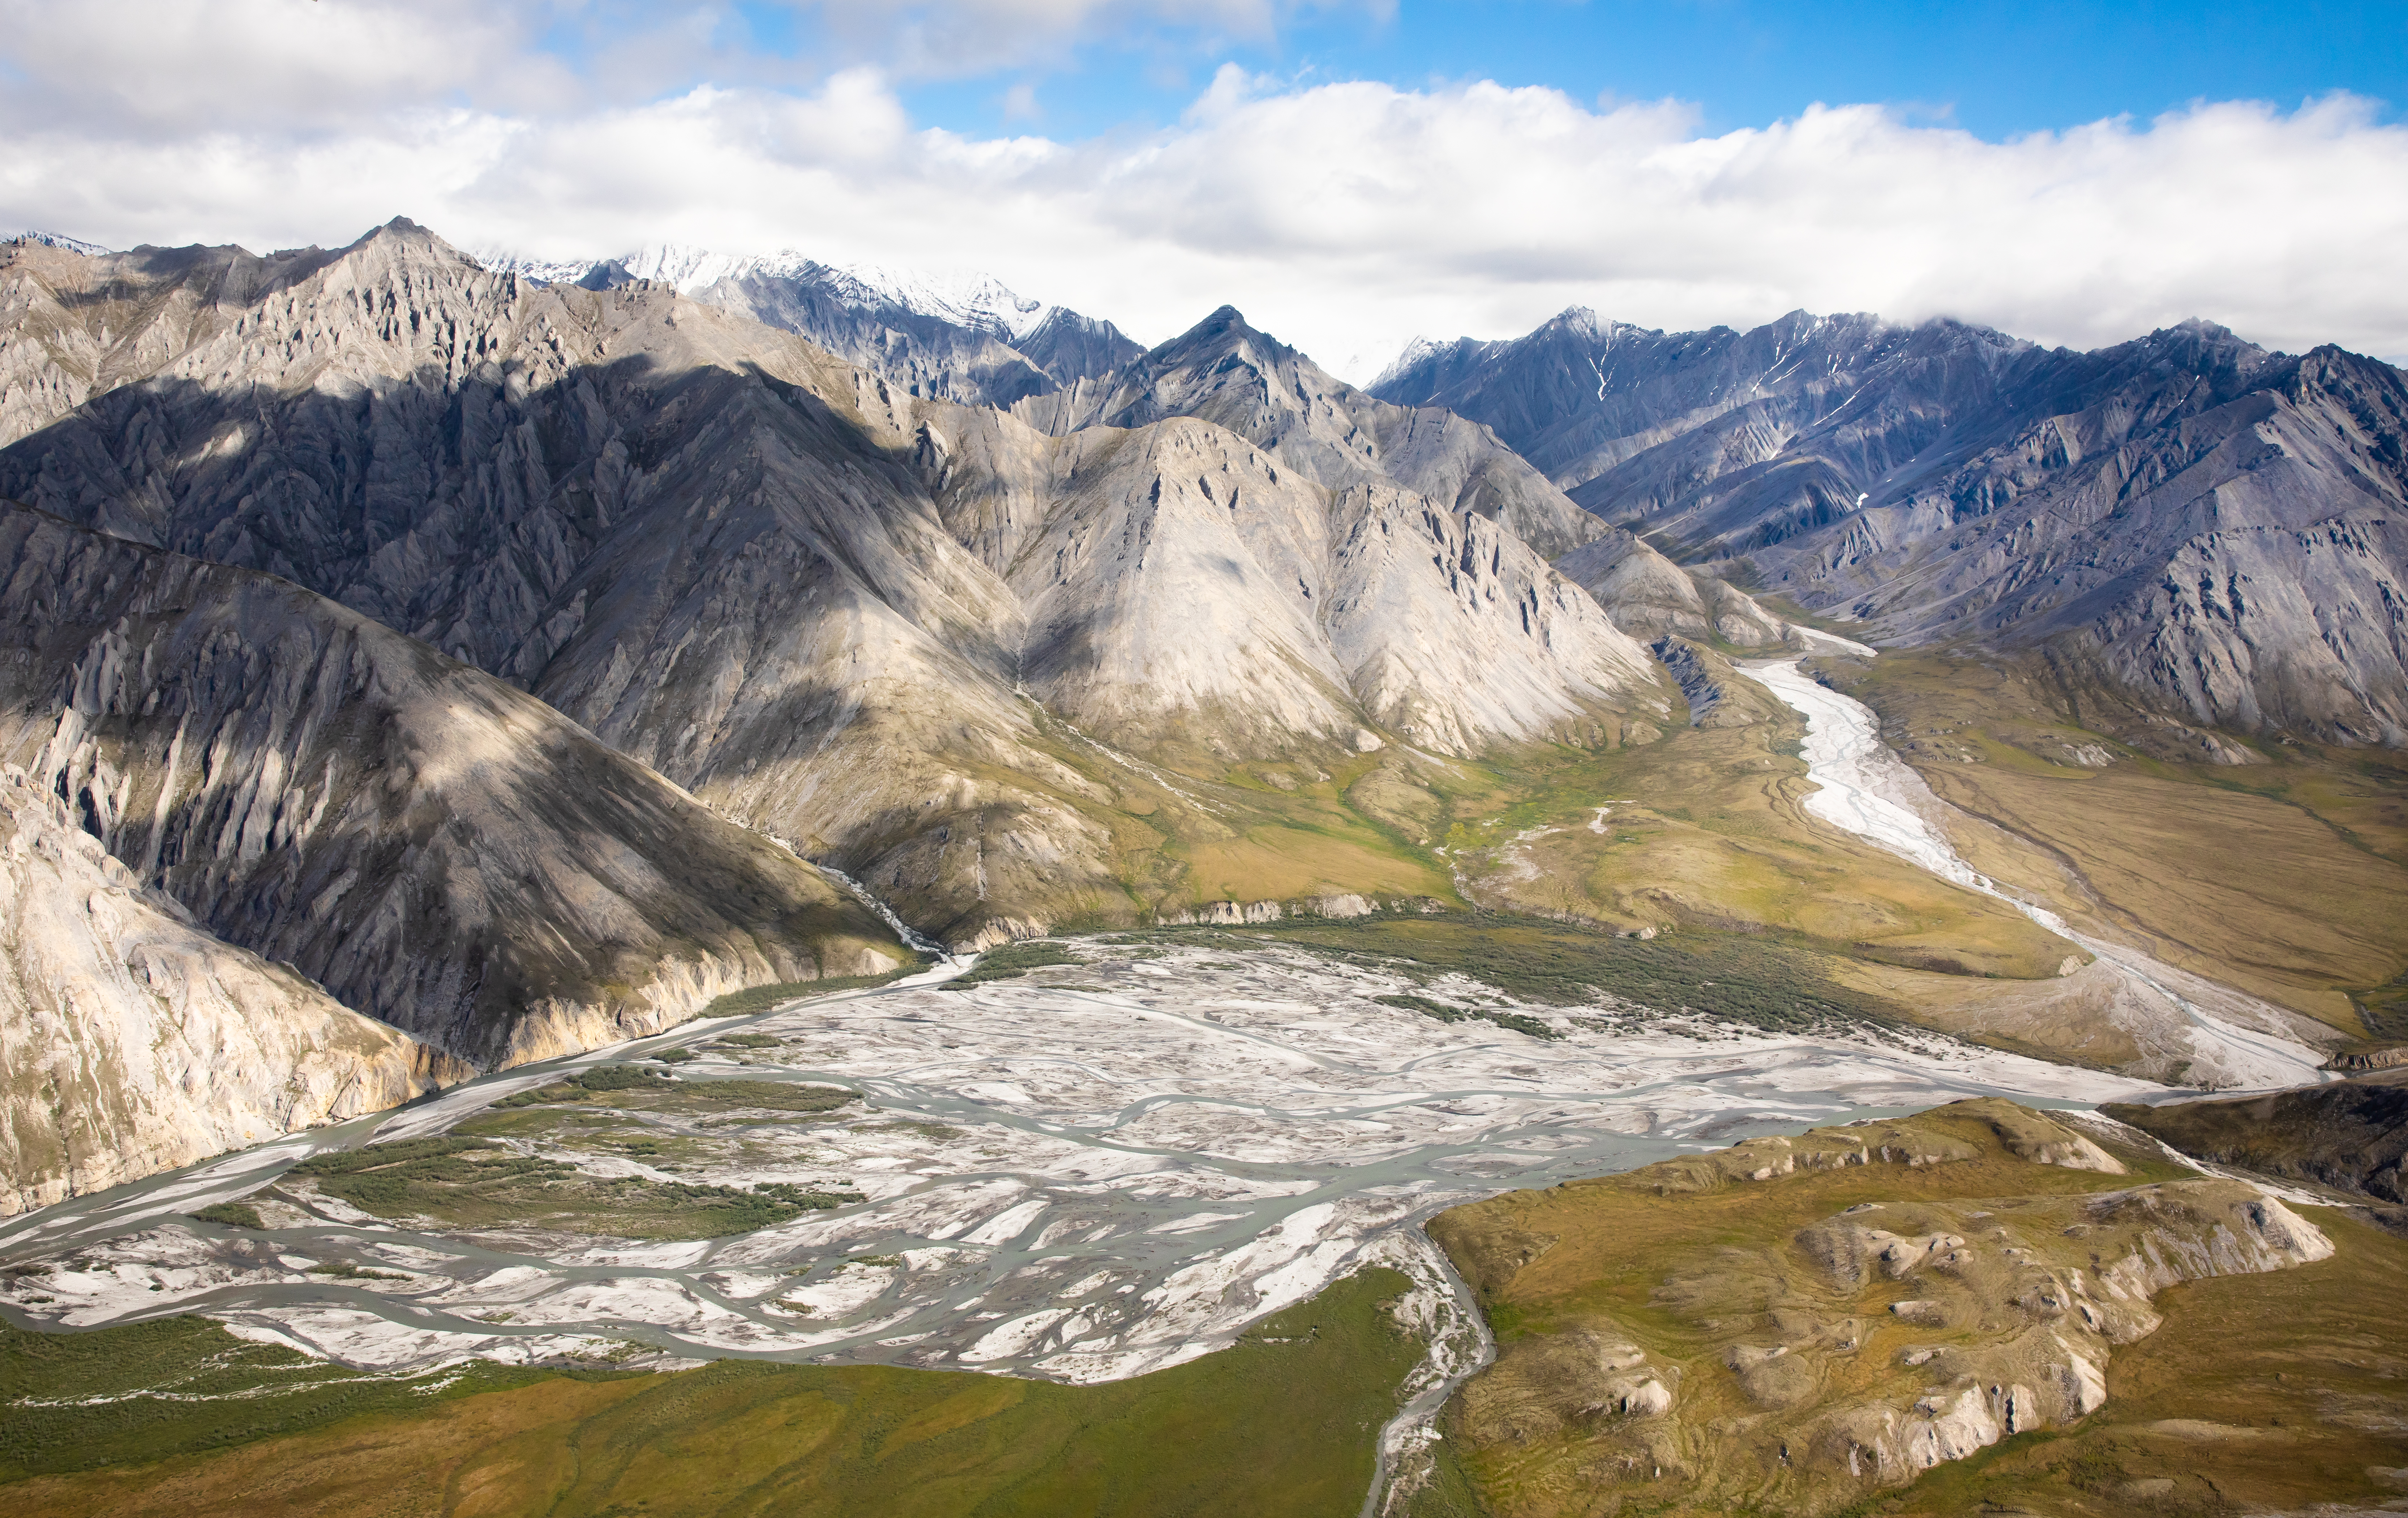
1247,914,1902,1032
695,964,926,1021
304,1261,408,1281
186,1203,261,1231
3,1270,1426,1517
1372,992,1564,1041
711,1032,784,1049
1821,646,2408,1032
490,1066,858,1121
0,1316,589,1485
284,1136,849,1239
942,940,1083,989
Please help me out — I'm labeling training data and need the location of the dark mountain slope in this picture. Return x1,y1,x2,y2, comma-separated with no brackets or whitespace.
0,504,905,1066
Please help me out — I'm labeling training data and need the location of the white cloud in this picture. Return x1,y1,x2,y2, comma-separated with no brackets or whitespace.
2,9,2401,379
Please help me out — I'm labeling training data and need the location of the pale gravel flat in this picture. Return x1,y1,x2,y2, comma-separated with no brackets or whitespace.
1,940,2158,1388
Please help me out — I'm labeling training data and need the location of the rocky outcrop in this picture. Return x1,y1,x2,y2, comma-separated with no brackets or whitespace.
0,765,467,1215
1431,1100,2336,1516
1650,637,1783,728
1555,528,1791,645
0,505,906,1066
1376,307,2408,748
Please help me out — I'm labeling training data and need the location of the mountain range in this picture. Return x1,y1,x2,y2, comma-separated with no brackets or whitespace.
1374,307,2408,749
3,215,2404,1205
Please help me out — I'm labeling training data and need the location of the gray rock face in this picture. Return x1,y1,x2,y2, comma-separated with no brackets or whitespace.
0,221,1674,947
1376,308,2408,746
1015,306,1611,560
0,505,907,1067
920,411,1667,756
0,763,467,1215
1650,638,1780,729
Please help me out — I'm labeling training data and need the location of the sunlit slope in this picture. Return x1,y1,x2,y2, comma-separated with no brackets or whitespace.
1380,661,2077,982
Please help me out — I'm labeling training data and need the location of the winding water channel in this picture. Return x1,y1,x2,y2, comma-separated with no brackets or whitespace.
1747,658,2331,1090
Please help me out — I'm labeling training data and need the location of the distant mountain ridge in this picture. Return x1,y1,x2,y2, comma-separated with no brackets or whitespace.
480,239,1144,409
1374,306,2408,748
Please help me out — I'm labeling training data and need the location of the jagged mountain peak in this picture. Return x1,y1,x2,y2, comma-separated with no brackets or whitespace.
483,239,1059,343
1145,304,1304,369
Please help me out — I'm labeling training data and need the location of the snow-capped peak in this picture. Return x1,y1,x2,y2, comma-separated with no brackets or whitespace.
613,243,819,290
11,230,115,257
474,240,1055,343
824,263,1051,342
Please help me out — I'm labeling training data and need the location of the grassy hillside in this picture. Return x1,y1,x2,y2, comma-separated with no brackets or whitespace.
1413,1100,2408,1517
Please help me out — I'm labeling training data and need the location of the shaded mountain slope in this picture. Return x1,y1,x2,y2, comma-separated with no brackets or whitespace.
2107,1071,2408,1202
0,505,905,1066
1377,307,2408,747
0,763,466,1215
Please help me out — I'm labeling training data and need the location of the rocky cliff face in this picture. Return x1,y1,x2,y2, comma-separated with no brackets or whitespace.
1375,308,2408,747
0,221,1675,946
2107,1072,2408,1203
0,764,466,1215
0,505,906,1067
1554,528,1791,646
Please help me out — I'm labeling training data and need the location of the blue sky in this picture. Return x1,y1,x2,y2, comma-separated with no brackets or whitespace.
5,0,2404,372
815,1,2407,142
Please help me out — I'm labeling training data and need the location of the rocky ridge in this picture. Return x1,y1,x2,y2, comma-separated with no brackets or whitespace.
1014,305,1615,562
482,241,1145,409
0,219,1679,945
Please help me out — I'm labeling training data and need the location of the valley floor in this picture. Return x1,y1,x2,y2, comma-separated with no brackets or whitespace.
0,943,2154,1382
